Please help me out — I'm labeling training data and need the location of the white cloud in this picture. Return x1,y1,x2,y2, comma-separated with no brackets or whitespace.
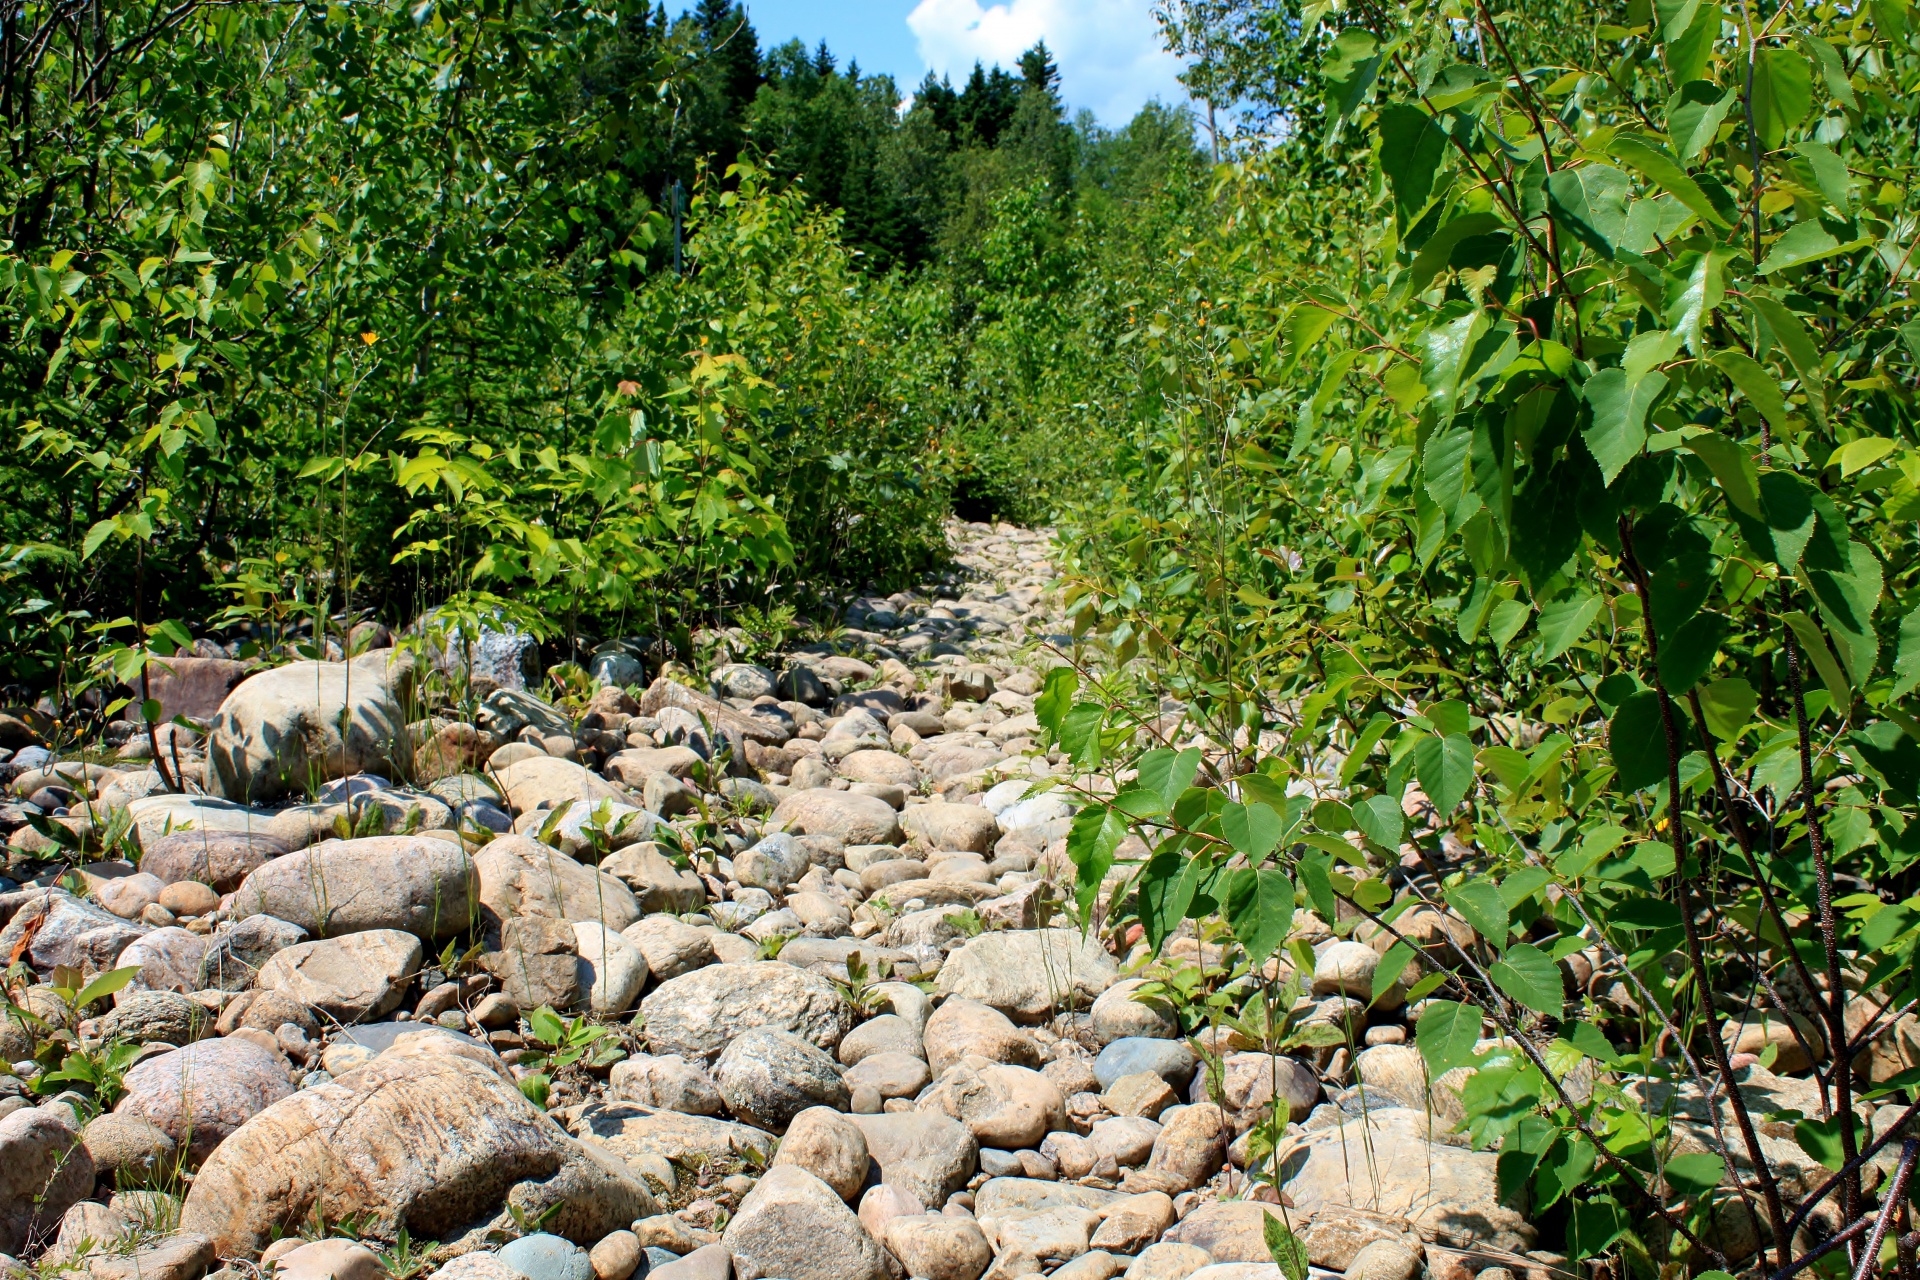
906,0,1187,125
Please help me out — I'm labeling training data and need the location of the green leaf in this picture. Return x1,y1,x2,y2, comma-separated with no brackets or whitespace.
1659,611,1730,694
1663,1,1721,83
1281,305,1340,377
1535,1134,1599,1210
1568,1196,1629,1259
1679,429,1763,518
1610,691,1674,790
1666,80,1735,162
1874,0,1909,42
1566,1021,1625,1066
1793,140,1852,215
1760,219,1871,274
1419,309,1490,425
1416,999,1484,1074
1893,606,1920,700
1225,868,1296,965
1297,849,1339,925
1667,248,1729,352
1414,733,1477,815
528,1006,567,1047
1137,747,1203,810
1833,437,1897,476
1488,598,1532,655
1710,349,1795,437
1264,1213,1310,1280
1379,103,1449,227
1066,806,1129,922
81,519,118,560
1423,425,1482,530
1353,793,1405,850
1752,49,1813,149
74,966,142,1008
1783,610,1854,705
1221,801,1285,862
1808,539,1884,689
1535,592,1603,661
1373,940,1417,1005
1547,164,1632,258
1794,1114,1867,1171
1058,702,1107,767
1608,135,1731,230
1406,213,1507,295
1582,367,1669,484
1447,880,1511,950
1697,677,1758,739
1491,942,1565,1016
1035,667,1078,739
1801,34,1858,110
1321,28,1383,119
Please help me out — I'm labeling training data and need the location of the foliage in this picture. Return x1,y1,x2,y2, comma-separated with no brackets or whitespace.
516,1004,620,1107
1045,0,1920,1275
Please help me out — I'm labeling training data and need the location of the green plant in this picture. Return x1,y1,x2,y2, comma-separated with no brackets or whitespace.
827,949,893,1016
32,1039,141,1112
516,1005,621,1107
755,933,790,961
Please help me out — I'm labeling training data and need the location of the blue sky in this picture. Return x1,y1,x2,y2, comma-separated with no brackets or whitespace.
672,0,1189,126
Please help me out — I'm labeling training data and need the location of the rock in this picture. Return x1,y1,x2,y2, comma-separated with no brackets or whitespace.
499,1234,593,1280
83,1231,217,1280
543,800,663,859
0,889,148,974
1222,1053,1321,1125
1090,1116,1160,1166
1315,941,1399,1007
114,1035,295,1164
838,751,920,789
714,1028,851,1131
848,1111,979,1209
608,1054,724,1115
638,677,787,747
231,837,478,940
573,1104,775,1168
1352,1046,1455,1122
1090,1192,1176,1253
735,833,810,895
493,756,625,814
983,1205,1098,1280
1122,1242,1215,1280
474,836,641,933
936,929,1116,1022
1163,1201,1290,1262
573,922,649,1015
484,918,583,1010
81,1113,176,1181
115,927,209,998
641,962,852,1060
1094,1039,1195,1091
720,1165,895,1280
276,1239,390,1280
1270,1108,1533,1250
923,999,1041,1075
430,1253,524,1280
1091,979,1179,1044
902,803,999,854
1346,1239,1421,1280
139,832,286,894
713,664,778,700
1104,1072,1178,1120
918,1061,1065,1149
0,1104,94,1254
620,917,715,980
771,789,902,846
97,872,166,919
207,658,407,803
772,1106,870,1202
1132,1104,1227,1193
603,846,706,916
883,1214,992,1280
589,1231,642,1280
136,655,253,724
647,1244,731,1280
1724,1011,1826,1074
198,914,309,991
257,929,423,1022
181,1036,654,1256
157,881,219,917
845,1051,931,1100
98,990,205,1045
1294,1206,1417,1270
839,1015,924,1066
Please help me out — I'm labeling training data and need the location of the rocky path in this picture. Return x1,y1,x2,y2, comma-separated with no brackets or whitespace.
0,522,1546,1280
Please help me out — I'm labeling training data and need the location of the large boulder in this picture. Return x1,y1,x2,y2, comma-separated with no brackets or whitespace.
115,927,210,996
139,655,253,723
0,889,147,974
180,1036,654,1257
772,790,902,846
229,837,478,940
714,1029,850,1132
256,929,423,1022
114,1036,295,1164
641,962,852,1061
0,1104,94,1254
720,1165,896,1280
1271,1107,1533,1250
473,835,640,934
124,795,283,849
491,757,623,814
935,929,1118,1022
206,655,408,803
139,831,287,892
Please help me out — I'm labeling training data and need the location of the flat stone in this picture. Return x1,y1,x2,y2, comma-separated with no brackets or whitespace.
256,929,423,1022
231,837,478,939
499,1233,592,1280
641,962,851,1060
935,929,1117,1022
1094,1038,1195,1091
